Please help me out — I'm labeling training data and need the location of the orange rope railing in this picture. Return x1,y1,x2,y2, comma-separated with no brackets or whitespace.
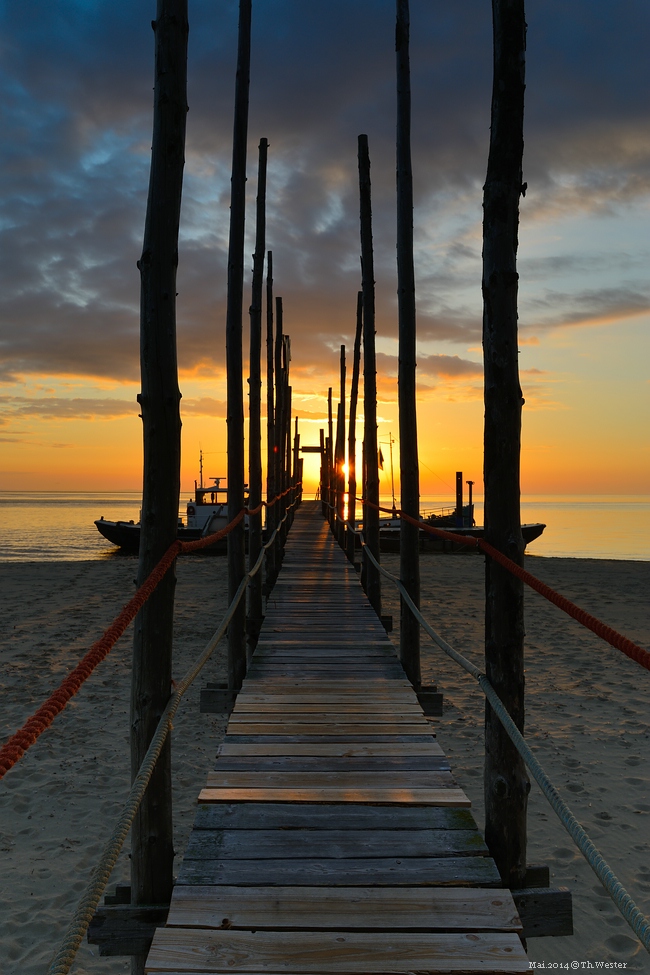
357,498,650,674
0,484,300,779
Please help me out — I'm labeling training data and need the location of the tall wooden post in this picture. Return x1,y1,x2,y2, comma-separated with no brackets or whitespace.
131,3,187,972
327,386,334,527
335,345,346,545
273,296,284,573
346,292,363,563
247,138,267,656
483,0,528,890
293,417,300,483
265,250,275,584
358,134,381,617
396,0,420,688
225,0,251,692
319,427,326,513
282,380,292,541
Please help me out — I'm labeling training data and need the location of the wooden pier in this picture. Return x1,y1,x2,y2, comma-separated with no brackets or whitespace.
145,501,528,973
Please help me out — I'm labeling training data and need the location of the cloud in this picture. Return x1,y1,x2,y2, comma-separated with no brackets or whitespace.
521,285,650,332
181,397,226,417
418,353,483,379
0,0,648,389
0,395,137,422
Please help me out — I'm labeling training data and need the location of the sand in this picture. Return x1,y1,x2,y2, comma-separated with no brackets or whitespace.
0,551,649,973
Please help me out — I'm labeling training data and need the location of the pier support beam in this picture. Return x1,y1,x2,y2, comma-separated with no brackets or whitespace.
396,0,420,688
482,0,529,889
130,2,187,973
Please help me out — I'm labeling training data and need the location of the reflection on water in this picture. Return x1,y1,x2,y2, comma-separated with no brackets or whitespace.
0,492,648,562
417,495,649,562
0,493,142,562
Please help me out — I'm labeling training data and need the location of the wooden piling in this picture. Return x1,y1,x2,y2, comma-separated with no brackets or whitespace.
225,0,252,693
247,138,268,657
327,386,334,527
346,292,363,564
265,250,276,585
482,0,529,890
358,134,381,617
396,0,420,688
319,427,326,514
336,345,346,546
273,296,284,573
130,2,188,971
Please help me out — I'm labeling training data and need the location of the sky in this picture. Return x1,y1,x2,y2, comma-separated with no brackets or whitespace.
0,0,648,497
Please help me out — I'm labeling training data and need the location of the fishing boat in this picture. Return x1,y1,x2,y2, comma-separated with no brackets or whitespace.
375,470,545,553
95,453,231,553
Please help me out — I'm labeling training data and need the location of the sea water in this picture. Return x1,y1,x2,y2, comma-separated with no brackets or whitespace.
0,491,648,562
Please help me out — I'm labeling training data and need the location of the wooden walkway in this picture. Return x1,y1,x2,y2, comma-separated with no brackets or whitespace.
146,501,528,973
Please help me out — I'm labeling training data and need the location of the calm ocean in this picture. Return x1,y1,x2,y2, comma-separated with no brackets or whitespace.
0,491,648,562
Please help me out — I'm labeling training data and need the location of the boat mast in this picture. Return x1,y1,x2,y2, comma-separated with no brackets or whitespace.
199,449,204,489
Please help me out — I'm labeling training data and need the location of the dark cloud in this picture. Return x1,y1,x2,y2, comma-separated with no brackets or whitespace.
0,0,648,385
182,397,227,417
0,395,137,421
376,351,482,382
522,285,650,331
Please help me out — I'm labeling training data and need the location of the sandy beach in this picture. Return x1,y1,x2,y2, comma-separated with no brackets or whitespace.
1,550,649,973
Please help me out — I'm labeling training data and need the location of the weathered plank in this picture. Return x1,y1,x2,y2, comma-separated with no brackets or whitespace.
213,756,450,772
205,771,457,789
146,928,527,972
176,855,501,888
183,828,488,860
221,735,436,744
223,724,432,736
192,803,477,831
231,703,425,713
217,742,443,757
165,885,522,932
197,787,470,806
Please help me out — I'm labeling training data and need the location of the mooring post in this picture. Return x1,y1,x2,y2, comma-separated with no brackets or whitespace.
130,2,188,972
346,292,363,564
396,0,421,688
327,386,334,528
455,471,463,526
320,427,326,515
358,134,381,618
225,0,252,693
482,0,529,890
273,296,284,575
246,138,267,658
265,250,276,589
336,345,346,547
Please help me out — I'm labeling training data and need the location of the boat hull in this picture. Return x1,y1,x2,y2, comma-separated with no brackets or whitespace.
95,519,225,554
378,523,546,554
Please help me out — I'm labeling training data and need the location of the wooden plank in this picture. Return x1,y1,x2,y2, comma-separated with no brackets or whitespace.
146,928,528,972
205,772,457,790
218,743,443,757
197,787,470,806
213,757,450,772
176,855,500,888
183,828,488,860
165,885,522,933
238,681,412,692
236,693,417,703
192,803,477,831
224,725,432,736
222,736,436,744
231,704,424,714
